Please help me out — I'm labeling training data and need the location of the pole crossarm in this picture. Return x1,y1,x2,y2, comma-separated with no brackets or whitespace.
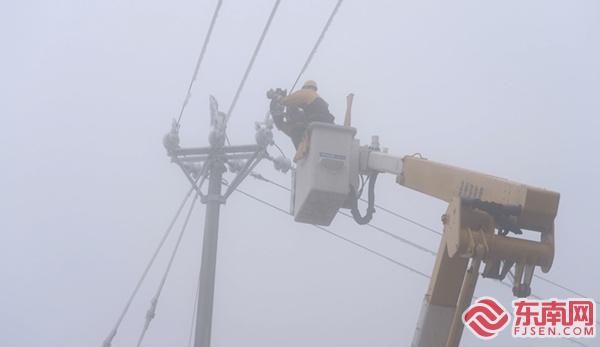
170,144,268,203
222,150,266,199
171,144,262,157
176,152,257,163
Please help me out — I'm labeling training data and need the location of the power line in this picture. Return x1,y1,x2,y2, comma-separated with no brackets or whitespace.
313,223,431,279
226,0,282,120
362,199,442,236
338,210,436,256
101,186,196,347
251,173,436,255
564,337,593,347
249,171,290,191
533,274,599,303
231,186,430,279
289,0,344,92
177,0,223,126
136,193,200,347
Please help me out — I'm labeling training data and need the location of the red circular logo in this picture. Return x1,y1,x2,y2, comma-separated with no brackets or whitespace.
463,297,511,339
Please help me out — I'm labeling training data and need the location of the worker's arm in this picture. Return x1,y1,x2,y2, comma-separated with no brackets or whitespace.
272,113,289,132
281,89,318,108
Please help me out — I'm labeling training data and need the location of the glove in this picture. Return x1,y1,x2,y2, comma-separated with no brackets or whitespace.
270,98,285,117
266,88,287,100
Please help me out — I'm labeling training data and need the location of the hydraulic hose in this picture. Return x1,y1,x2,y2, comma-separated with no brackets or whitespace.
350,173,378,225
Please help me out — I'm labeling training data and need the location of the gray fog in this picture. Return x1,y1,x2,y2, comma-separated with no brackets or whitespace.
2,0,599,346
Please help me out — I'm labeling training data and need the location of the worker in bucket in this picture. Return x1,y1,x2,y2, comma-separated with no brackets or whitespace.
267,80,335,150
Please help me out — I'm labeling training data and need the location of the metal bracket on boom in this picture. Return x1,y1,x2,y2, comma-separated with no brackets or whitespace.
413,188,558,347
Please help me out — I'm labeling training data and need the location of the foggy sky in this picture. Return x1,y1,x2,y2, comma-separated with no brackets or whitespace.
2,0,599,346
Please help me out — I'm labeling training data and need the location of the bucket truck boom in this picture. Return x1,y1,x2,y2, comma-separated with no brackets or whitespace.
290,122,559,347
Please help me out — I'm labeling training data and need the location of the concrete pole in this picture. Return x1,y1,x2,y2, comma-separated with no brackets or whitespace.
194,159,225,347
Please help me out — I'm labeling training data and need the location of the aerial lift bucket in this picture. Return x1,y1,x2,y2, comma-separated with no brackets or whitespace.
292,122,358,226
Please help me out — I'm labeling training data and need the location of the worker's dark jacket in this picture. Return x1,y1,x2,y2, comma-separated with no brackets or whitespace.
271,88,334,148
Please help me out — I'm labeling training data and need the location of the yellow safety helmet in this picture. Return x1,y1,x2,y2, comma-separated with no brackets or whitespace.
302,80,318,91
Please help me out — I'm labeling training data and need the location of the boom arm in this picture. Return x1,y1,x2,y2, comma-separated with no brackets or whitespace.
361,148,559,346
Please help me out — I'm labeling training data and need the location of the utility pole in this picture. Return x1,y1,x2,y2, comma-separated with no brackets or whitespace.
163,96,290,347
194,157,224,347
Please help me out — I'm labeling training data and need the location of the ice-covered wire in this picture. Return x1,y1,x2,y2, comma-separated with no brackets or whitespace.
226,0,282,120
100,186,196,347
176,0,223,126
135,193,200,347
289,0,344,92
